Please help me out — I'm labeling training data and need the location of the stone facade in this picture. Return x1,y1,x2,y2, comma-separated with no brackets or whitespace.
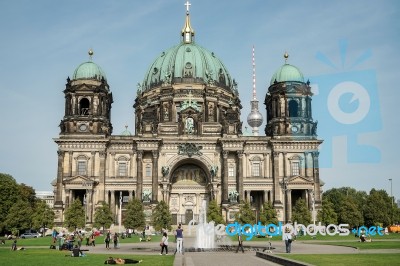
52,6,322,227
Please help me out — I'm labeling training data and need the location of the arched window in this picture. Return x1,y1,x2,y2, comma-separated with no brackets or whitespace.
79,98,90,116
289,155,303,176
145,164,152,177
250,156,262,177
117,156,129,177
228,164,235,179
76,155,88,176
289,99,299,117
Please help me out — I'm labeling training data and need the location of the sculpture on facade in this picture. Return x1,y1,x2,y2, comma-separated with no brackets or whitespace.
142,189,152,202
210,165,218,178
161,166,170,177
228,190,239,203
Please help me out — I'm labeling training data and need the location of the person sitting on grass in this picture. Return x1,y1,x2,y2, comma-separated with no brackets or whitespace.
360,234,372,243
104,257,142,264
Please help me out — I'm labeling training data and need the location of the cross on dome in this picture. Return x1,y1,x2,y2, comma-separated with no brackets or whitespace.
184,0,191,13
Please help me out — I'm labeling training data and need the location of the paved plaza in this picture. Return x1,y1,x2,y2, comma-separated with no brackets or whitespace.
85,235,380,266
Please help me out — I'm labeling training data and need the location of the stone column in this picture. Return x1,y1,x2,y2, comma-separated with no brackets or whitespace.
263,153,269,178
91,151,96,178
110,152,116,178
152,151,159,202
98,151,106,202
222,151,229,203
55,150,65,205
272,152,281,205
237,151,243,202
304,152,309,177
312,152,321,203
286,189,292,223
68,151,73,177
136,151,143,200
110,191,116,219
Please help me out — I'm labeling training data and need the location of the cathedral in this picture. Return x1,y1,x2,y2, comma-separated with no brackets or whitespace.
53,2,322,227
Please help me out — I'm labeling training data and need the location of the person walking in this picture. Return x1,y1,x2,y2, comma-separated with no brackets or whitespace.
160,232,169,255
283,228,293,253
105,231,111,250
175,225,183,254
113,233,119,249
235,233,244,253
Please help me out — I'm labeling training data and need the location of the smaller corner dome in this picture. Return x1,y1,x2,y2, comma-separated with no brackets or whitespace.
72,61,107,81
270,63,304,85
120,126,132,136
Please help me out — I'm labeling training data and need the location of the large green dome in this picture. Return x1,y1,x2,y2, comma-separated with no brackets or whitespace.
270,63,304,85
73,61,107,81
141,42,233,92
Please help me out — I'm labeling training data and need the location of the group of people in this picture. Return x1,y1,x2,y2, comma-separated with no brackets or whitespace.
104,231,120,249
159,224,184,255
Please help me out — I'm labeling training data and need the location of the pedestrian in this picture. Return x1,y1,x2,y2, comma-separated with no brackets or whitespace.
91,233,96,247
113,233,119,249
175,225,183,254
11,240,17,251
105,231,111,249
235,233,244,253
160,232,169,255
283,227,293,253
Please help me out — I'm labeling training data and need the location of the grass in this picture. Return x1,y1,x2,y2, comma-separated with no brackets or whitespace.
233,232,400,242
1,234,163,247
312,240,400,249
0,248,173,266
278,254,400,266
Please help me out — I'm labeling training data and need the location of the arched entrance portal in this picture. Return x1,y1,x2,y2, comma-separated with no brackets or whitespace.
169,163,211,225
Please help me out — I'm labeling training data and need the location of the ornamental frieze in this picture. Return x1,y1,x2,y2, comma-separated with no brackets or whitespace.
177,143,203,157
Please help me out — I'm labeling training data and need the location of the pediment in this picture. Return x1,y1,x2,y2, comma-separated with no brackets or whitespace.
64,175,93,184
287,175,313,185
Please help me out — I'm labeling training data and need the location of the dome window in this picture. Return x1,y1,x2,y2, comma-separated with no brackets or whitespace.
289,99,299,117
186,47,191,52
185,62,192,69
153,67,158,74
79,98,90,116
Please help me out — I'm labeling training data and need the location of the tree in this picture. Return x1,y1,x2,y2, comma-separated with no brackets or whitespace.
259,201,278,225
317,199,337,225
4,200,33,235
235,201,256,225
94,202,114,232
291,198,311,225
363,189,391,227
206,200,225,224
64,198,85,231
31,200,55,235
0,173,20,231
123,198,145,231
151,201,172,232
338,198,363,228
19,183,36,208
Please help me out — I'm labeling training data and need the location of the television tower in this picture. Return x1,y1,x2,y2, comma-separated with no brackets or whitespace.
247,46,263,136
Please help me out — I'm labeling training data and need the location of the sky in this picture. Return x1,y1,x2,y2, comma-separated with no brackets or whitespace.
0,0,399,201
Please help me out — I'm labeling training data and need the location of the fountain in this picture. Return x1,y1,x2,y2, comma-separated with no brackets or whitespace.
187,200,216,249
195,200,215,249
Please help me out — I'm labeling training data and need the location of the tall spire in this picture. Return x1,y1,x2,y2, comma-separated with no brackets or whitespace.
247,45,263,136
181,1,195,43
252,45,256,100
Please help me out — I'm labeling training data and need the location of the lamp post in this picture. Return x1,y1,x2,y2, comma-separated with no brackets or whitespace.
83,193,87,227
389,178,393,224
282,179,288,223
311,190,316,225
119,191,122,234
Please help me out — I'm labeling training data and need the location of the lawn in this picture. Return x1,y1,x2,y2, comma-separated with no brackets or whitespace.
278,254,400,266
0,248,174,266
312,240,400,249
1,234,163,247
